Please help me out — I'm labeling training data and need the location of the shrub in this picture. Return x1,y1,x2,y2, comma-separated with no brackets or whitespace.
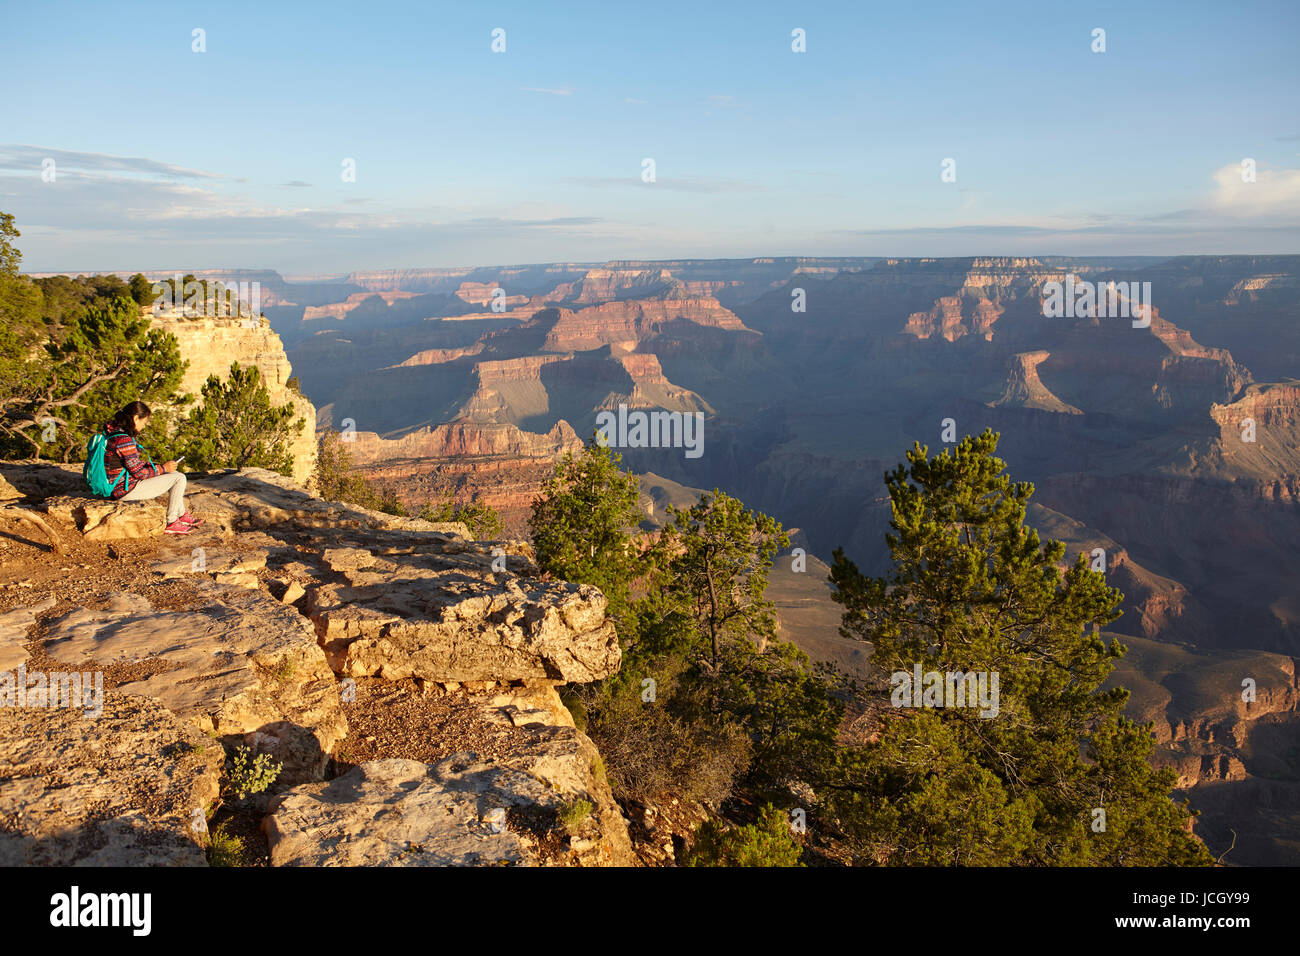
229,745,282,800
419,495,503,539
685,804,803,867
314,430,404,513
205,822,247,867
558,799,594,833
580,671,750,807
174,362,302,475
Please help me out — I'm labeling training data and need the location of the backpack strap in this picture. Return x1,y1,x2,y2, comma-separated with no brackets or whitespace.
104,431,132,495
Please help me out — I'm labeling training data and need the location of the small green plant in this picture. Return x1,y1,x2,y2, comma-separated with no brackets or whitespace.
558,798,594,834
229,745,283,799
271,655,295,682
206,822,247,867
685,804,804,867
560,687,588,733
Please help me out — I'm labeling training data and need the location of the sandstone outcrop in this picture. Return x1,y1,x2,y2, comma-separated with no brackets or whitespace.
150,309,318,486
0,595,54,670
338,420,584,532
265,719,634,867
539,298,750,353
988,351,1083,414
302,291,420,321
306,537,619,684
43,495,196,540
395,342,485,367
344,420,582,465
40,582,346,785
0,693,224,866
33,464,472,541
266,757,537,866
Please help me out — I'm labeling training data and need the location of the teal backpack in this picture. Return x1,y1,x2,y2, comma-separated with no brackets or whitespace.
84,431,129,498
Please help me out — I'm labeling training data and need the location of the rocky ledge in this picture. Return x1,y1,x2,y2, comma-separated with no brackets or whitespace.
0,461,633,866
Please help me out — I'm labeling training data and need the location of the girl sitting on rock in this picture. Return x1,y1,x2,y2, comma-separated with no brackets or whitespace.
99,401,202,535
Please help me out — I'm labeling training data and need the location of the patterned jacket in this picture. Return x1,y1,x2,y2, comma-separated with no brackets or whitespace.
103,426,160,497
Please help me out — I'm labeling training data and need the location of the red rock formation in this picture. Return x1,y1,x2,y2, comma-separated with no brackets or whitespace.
989,351,1083,414
346,421,582,533
540,299,750,352
303,291,420,321
904,295,1004,341
346,419,582,465
1211,382,1300,431
454,281,531,308
394,343,485,367
570,268,674,304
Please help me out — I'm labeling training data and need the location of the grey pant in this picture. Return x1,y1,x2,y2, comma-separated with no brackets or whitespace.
121,471,187,523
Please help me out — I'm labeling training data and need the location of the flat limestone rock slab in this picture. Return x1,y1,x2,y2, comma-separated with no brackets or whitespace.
0,692,223,866
36,465,470,542
264,758,538,867
0,462,85,501
194,469,470,538
40,582,346,784
266,711,634,867
0,595,56,671
42,496,174,540
303,534,617,684
151,538,276,578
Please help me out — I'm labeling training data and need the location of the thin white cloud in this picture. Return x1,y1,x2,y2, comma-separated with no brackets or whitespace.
561,175,765,193
522,86,574,96
0,144,221,180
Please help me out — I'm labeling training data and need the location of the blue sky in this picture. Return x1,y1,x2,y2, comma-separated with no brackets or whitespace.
2,0,1297,272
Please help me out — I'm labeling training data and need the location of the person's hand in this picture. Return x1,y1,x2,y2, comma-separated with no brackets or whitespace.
163,460,178,473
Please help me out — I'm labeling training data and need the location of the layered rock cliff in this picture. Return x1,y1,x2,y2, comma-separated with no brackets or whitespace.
150,308,318,487
538,298,751,352
335,420,584,532
302,291,421,321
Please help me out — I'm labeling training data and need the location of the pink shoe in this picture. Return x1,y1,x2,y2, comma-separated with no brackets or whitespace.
164,519,195,535
178,511,204,526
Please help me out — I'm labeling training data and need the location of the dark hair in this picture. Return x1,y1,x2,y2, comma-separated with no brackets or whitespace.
108,401,152,437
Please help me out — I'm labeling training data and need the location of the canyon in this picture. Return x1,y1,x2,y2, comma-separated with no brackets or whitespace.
227,253,1300,864
20,254,1297,865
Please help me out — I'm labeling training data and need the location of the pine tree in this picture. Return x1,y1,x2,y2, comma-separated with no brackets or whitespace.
174,362,301,475
686,804,804,867
529,438,644,629
827,429,1212,865
655,490,842,793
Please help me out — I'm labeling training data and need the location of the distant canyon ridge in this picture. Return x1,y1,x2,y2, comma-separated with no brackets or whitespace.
138,256,1300,651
